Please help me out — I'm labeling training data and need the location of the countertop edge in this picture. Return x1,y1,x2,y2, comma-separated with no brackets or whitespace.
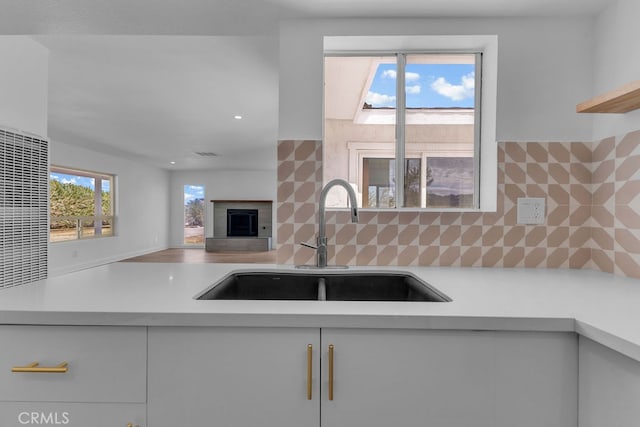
0,311,576,331
575,319,640,362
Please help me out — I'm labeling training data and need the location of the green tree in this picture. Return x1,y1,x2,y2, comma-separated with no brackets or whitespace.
185,198,204,227
102,190,111,216
49,180,95,228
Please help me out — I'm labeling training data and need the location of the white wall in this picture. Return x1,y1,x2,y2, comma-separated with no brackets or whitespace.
279,17,594,142
591,0,640,140
169,169,277,248
49,141,170,276
0,37,48,138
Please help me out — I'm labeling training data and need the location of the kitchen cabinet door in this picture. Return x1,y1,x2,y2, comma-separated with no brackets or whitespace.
579,336,640,427
493,331,577,427
0,325,147,427
148,327,320,427
320,328,496,427
320,329,577,427
0,325,146,403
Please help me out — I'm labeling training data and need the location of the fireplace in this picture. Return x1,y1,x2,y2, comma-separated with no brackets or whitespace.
208,200,272,252
227,209,259,237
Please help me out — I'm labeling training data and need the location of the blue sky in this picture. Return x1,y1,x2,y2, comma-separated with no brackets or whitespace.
184,185,204,205
367,63,475,109
50,172,110,192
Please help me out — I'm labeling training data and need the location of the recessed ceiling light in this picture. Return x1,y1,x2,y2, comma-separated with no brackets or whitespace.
170,161,176,165
234,115,243,120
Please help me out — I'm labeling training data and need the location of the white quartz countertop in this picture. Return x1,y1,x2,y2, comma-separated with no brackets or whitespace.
1,263,639,362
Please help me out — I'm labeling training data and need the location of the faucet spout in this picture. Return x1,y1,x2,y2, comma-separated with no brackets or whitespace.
316,179,359,268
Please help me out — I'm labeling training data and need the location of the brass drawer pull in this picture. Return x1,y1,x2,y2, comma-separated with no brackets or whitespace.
307,344,313,400
328,344,334,401
12,361,69,373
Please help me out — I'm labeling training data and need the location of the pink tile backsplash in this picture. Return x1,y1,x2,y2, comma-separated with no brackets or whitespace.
277,131,640,279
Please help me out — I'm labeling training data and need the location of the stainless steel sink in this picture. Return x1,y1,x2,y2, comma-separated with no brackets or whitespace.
322,273,449,301
195,270,451,302
196,272,321,300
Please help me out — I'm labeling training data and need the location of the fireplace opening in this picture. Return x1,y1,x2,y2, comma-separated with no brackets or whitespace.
227,209,259,237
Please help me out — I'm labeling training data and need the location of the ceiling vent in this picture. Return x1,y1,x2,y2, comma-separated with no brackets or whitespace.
194,152,220,157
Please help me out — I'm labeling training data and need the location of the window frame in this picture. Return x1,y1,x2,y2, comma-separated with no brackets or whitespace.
49,165,116,243
324,35,498,212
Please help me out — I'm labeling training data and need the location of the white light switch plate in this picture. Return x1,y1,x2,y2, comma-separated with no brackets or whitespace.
517,197,545,224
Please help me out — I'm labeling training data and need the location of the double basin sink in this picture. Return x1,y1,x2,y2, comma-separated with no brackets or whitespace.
196,270,451,302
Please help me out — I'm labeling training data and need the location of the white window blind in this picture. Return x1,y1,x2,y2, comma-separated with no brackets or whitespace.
0,128,48,289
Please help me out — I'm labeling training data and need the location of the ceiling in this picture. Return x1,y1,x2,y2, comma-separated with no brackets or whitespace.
36,35,279,170
3,0,615,170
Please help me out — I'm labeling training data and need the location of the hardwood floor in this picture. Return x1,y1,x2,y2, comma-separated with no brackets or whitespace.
121,248,277,264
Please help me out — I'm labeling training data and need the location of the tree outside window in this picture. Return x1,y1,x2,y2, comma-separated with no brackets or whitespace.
49,167,114,242
184,185,205,245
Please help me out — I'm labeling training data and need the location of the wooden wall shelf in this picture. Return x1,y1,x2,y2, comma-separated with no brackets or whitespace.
577,80,640,113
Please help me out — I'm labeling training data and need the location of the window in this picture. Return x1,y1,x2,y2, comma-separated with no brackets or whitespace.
184,185,204,245
362,157,423,208
323,35,497,212
324,52,479,210
363,157,395,208
49,166,115,242
426,157,474,208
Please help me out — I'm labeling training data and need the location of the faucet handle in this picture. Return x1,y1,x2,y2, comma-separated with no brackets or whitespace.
300,242,318,250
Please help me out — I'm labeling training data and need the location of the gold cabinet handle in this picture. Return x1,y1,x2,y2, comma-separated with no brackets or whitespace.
328,344,334,401
11,362,68,373
307,344,313,400
127,424,140,427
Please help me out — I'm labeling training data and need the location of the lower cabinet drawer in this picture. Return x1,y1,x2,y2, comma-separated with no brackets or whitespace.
0,325,146,403
0,402,145,427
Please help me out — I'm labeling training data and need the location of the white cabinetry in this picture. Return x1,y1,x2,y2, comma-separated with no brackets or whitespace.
148,327,320,427
0,326,146,427
148,327,577,427
322,329,576,427
579,336,640,427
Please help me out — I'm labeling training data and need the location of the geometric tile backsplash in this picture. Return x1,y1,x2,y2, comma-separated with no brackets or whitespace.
592,130,640,278
277,130,640,279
